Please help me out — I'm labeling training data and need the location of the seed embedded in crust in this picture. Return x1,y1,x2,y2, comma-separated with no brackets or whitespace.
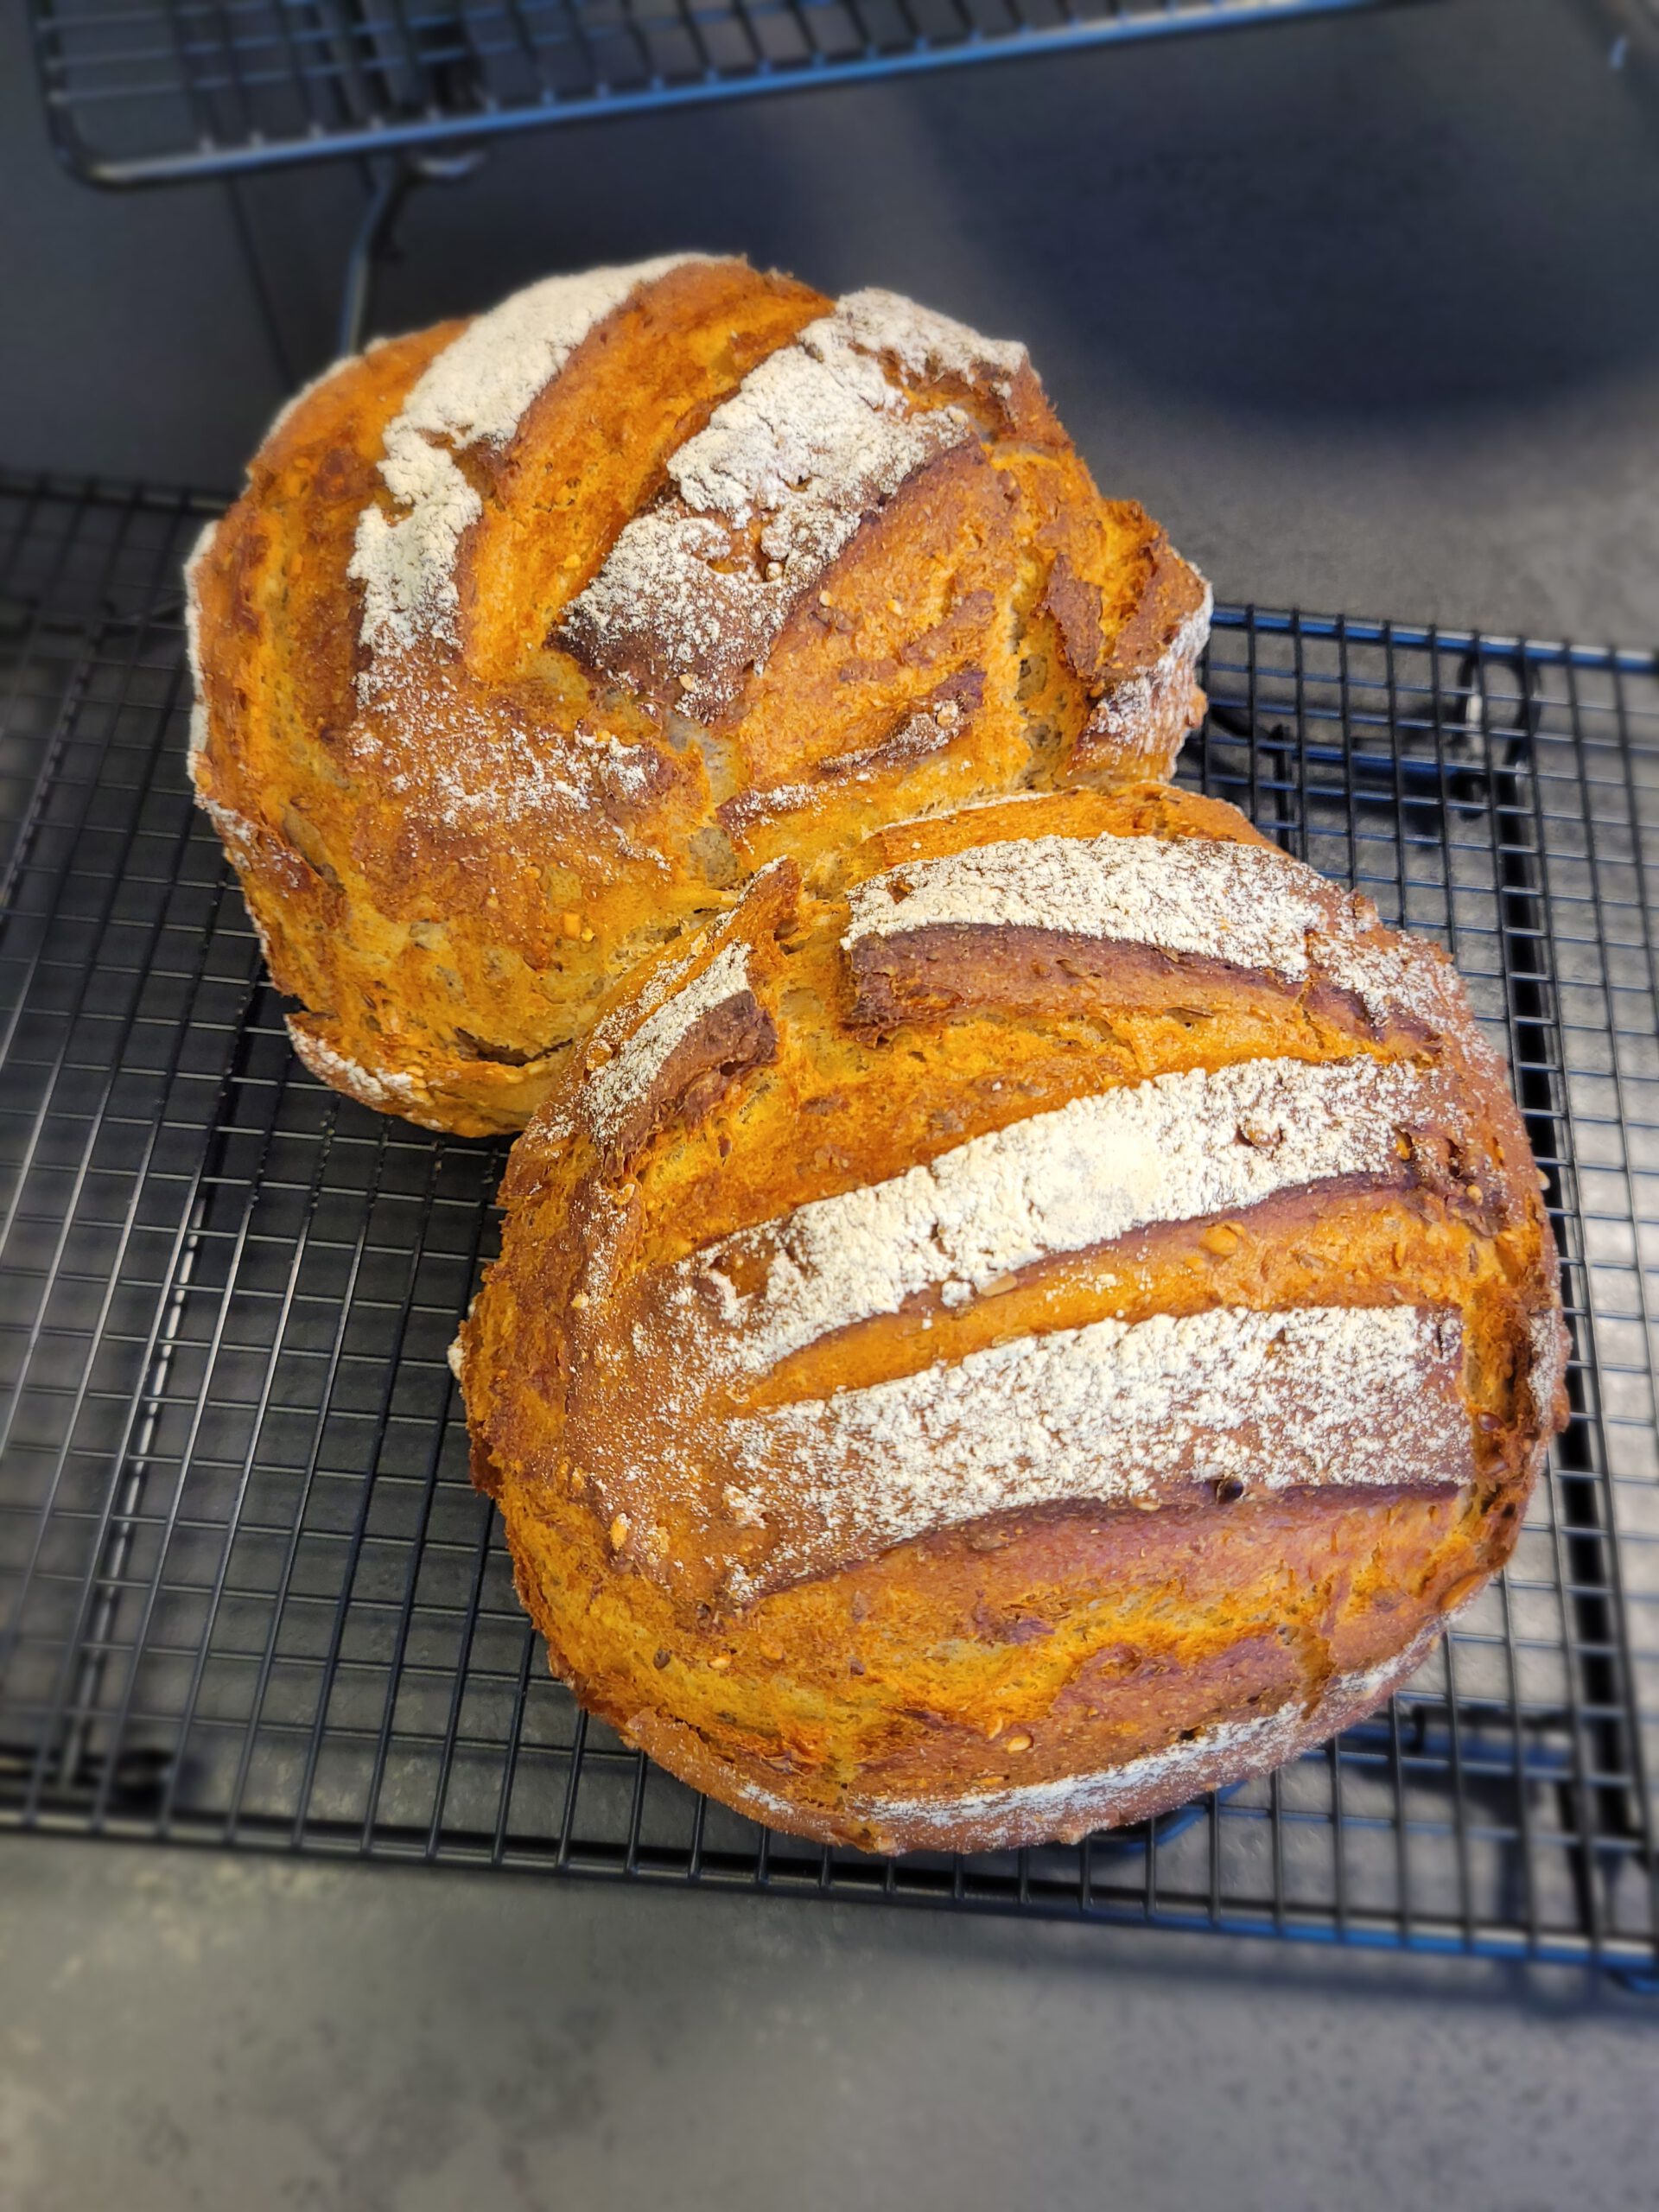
1005,1731,1033,1753
609,1514,630,1549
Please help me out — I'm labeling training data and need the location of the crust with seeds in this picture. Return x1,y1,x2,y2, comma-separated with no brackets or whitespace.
460,784,1567,1853
188,258,1210,1136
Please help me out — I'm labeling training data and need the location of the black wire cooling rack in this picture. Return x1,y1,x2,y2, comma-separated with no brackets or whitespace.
29,0,1421,186
1,471,1656,1981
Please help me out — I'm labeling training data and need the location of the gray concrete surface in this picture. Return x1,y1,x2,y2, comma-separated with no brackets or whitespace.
2,1835,1657,2212
3,1,1659,2206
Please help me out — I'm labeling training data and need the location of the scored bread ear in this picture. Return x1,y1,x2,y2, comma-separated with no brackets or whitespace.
507,857,803,1198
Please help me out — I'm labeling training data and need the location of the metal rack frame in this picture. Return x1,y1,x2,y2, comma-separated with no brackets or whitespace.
25,0,1433,377
1,472,1656,1984
30,0,1425,189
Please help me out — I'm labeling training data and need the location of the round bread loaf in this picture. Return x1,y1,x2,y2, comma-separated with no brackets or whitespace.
186,256,1211,1136
458,783,1567,1853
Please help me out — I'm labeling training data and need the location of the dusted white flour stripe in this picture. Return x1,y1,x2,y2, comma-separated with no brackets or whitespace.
660,289,1008,526
561,290,1011,720
722,1305,1469,1592
350,255,700,664
845,830,1460,1031
830,287,1027,397
585,939,753,1147
675,1054,1452,1378
846,832,1339,973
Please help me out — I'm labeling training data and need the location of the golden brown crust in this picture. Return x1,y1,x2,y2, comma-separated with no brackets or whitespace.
494,1453,1488,1853
460,785,1567,1853
188,259,1211,1135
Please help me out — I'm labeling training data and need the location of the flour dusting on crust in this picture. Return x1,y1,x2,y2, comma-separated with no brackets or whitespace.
349,256,700,669
1318,931,1461,1033
830,287,1027,396
351,680,671,841
722,1305,1470,1594
195,796,261,855
1528,1306,1570,1433
848,832,1335,970
1082,581,1214,753
288,1019,430,1117
183,516,219,772
846,830,1456,1027
671,1054,1462,1379
559,293,996,721
585,939,753,1147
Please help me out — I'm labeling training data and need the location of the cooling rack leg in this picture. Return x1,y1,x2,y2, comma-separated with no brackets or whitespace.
336,148,487,361
338,159,417,360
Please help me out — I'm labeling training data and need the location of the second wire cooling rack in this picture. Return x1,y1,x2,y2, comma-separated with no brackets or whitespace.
29,0,1425,185
0,472,1656,1983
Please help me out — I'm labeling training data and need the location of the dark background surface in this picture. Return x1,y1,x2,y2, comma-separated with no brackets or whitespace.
3,1,1658,2205
8,0,1659,637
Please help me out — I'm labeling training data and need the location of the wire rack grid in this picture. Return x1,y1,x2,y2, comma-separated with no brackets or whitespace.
29,0,1424,186
0,470,1655,1982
